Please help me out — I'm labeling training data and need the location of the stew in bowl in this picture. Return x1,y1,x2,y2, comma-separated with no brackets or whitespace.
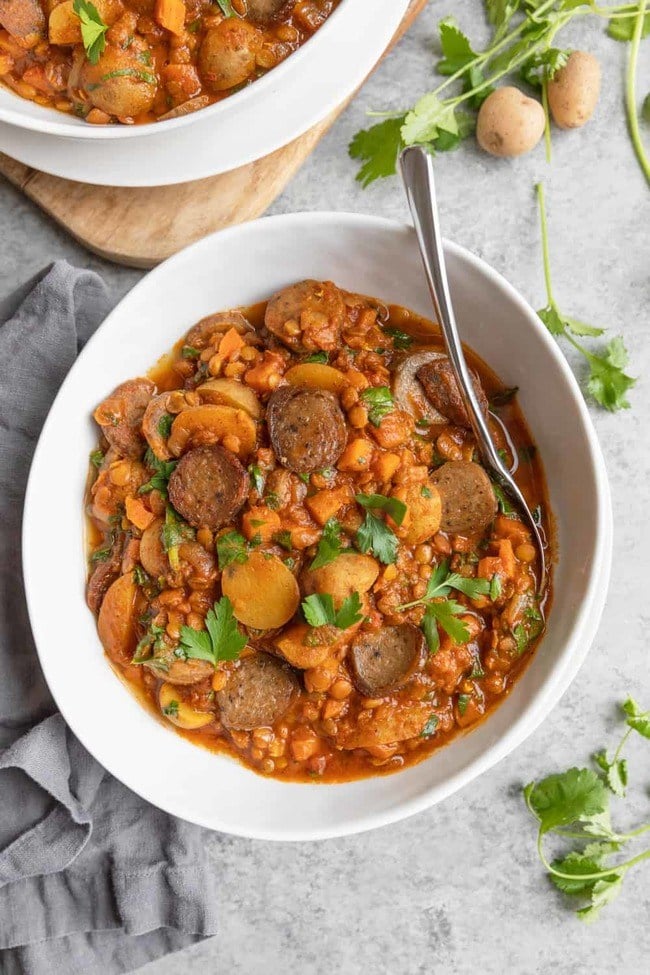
85,278,551,783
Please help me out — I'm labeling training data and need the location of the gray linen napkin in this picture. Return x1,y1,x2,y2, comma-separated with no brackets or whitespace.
0,262,219,975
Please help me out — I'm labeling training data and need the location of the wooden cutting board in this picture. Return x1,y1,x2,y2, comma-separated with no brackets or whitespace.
0,0,425,269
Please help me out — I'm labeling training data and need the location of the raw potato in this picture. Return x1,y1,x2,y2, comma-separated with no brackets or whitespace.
159,682,214,729
222,551,300,629
167,405,257,459
476,86,545,158
301,552,379,608
548,51,601,130
97,573,139,664
284,363,347,393
198,378,262,418
392,480,442,545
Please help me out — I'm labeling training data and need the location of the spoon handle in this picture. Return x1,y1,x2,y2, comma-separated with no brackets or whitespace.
399,146,504,474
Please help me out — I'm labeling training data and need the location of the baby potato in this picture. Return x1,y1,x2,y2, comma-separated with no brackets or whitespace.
392,480,442,545
476,86,545,157
284,363,347,393
167,404,257,459
548,51,601,129
222,550,300,629
197,379,262,419
79,43,157,118
198,19,261,92
301,552,379,608
159,683,214,730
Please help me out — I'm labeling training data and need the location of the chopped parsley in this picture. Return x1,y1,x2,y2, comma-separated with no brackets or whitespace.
157,413,174,439
162,700,179,718
177,596,246,665
181,345,201,359
273,530,294,551
73,0,108,65
398,559,489,652
304,351,329,363
161,505,194,571
216,530,249,570
359,386,394,427
420,714,439,738
383,326,413,350
310,517,343,570
355,492,407,525
354,491,406,566
138,449,177,496
90,449,104,469
132,620,166,663
302,592,364,630
457,693,471,716
248,463,265,495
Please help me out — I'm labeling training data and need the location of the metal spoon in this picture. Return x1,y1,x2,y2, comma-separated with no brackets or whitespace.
399,145,546,592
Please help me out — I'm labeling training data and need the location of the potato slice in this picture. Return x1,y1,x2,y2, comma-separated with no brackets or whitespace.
301,552,379,608
139,518,169,578
197,378,262,418
284,363,347,393
274,623,338,669
392,480,442,545
49,0,121,45
167,404,256,459
159,682,214,729
222,550,299,629
97,572,138,664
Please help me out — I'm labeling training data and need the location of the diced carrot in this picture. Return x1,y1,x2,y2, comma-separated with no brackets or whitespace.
494,514,530,546
155,0,186,35
241,506,281,544
477,556,502,580
305,485,352,526
372,451,400,483
337,438,374,472
125,496,155,531
218,326,245,359
498,538,516,579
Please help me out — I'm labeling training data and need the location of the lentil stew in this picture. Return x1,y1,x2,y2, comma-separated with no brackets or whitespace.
0,0,340,125
85,279,552,782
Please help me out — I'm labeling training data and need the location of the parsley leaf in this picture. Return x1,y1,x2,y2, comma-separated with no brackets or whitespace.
355,492,407,526
162,699,180,718
304,351,329,363
248,463,265,495
178,596,246,665
524,768,609,834
356,512,399,565
383,326,413,350
215,0,237,15
424,559,490,601
138,449,177,496
423,599,470,649
73,0,108,65
348,117,405,187
181,345,201,359
437,17,478,75
520,47,570,86
607,11,650,41
157,412,173,439
90,448,104,468
359,386,395,427
161,505,194,571
485,0,520,39
420,714,439,738
216,530,249,569
621,697,650,739
302,592,364,630
310,517,343,570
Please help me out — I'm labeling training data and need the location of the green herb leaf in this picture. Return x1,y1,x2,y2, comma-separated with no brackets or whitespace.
359,386,395,426
493,482,514,515
489,574,502,600
73,0,109,65
157,413,174,439
355,492,407,526
401,92,460,146
90,545,112,563
423,599,470,647
181,345,201,359
349,117,406,187
248,463,265,495
138,450,177,496
520,47,570,86
576,875,624,924
162,699,179,718
586,337,636,413
524,768,609,834
485,0,520,39
178,595,246,664
489,386,519,407
216,530,249,569
356,512,399,565
383,325,413,350
310,517,343,570
304,351,329,363
302,591,363,630
161,505,194,570
457,693,471,716
436,17,478,75
424,558,490,601
420,714,439,738
273,530,293,551
607,12,650,42
90,449,104,469
215,0,237,16
621,697,650,738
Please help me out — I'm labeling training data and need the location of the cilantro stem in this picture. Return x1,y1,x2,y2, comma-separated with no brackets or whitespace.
542,79,552,163
625,0,650,184
537,830,650,881
536,182,556,308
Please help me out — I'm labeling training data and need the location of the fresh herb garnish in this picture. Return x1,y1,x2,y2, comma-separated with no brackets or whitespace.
133,565,149,586
355,493,406,565
90,545,112,563
216,530,249,569
304,351,329,363
359,386,394,427
420,714,439,738
215,0,237,15
90,448,104,469
398,559,489,652
490,386,519,408
524,697,650,923
138,448,177,496
489,574,502,601
310,518,343,570
273,530,294,551
536,183,635,412
161,505,194,571
457,693,471,716
177,596,246,664
492,482,514,515
133,620,166,663
73,0,108,65
162,700,179,718
157,413,173,439
302,592,364,630
383,325,413,350
264,491,281,511
181,345,201,359
248,463,265,494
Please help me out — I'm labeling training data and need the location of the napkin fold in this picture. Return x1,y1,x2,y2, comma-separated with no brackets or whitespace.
0,263,219,975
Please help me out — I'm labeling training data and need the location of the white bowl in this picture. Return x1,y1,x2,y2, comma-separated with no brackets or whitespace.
23,213,612,840
0,0,410,183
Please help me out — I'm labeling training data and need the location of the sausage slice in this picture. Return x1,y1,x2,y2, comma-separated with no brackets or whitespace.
185,310,254,351
265,280,346,351
350,624,425,696
431,461,497,535
0,0,45,39
93,378,155,460
267,386,347,473
167,444,249,530
217,653,298,730
86,541,123,615
416,358,488,428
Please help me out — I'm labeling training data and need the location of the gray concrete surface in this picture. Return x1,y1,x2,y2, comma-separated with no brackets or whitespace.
1,1,649,972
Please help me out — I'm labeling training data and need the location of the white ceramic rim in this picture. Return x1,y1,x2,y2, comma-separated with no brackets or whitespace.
0,0,407,141
22,213,613,840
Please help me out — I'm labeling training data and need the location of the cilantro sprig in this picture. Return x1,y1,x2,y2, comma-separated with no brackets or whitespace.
397,559,490,652
536,182,635,412
359,386,394,427
524,697,650,922
302,591,364,630
177,596,246,665
139,448,177,496
161,505,194,571
310,517,343,570
355,493,407,565
73,0,109,65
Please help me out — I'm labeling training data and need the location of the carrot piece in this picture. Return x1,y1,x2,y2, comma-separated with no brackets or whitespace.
477,556,502,580
494,514,530,546
305,486,352,526
125,496,155,531
154,0,186,36
498,538,516,579
337,438,374,472
241,506,281,544
218,327,245,359
372,451,400,483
